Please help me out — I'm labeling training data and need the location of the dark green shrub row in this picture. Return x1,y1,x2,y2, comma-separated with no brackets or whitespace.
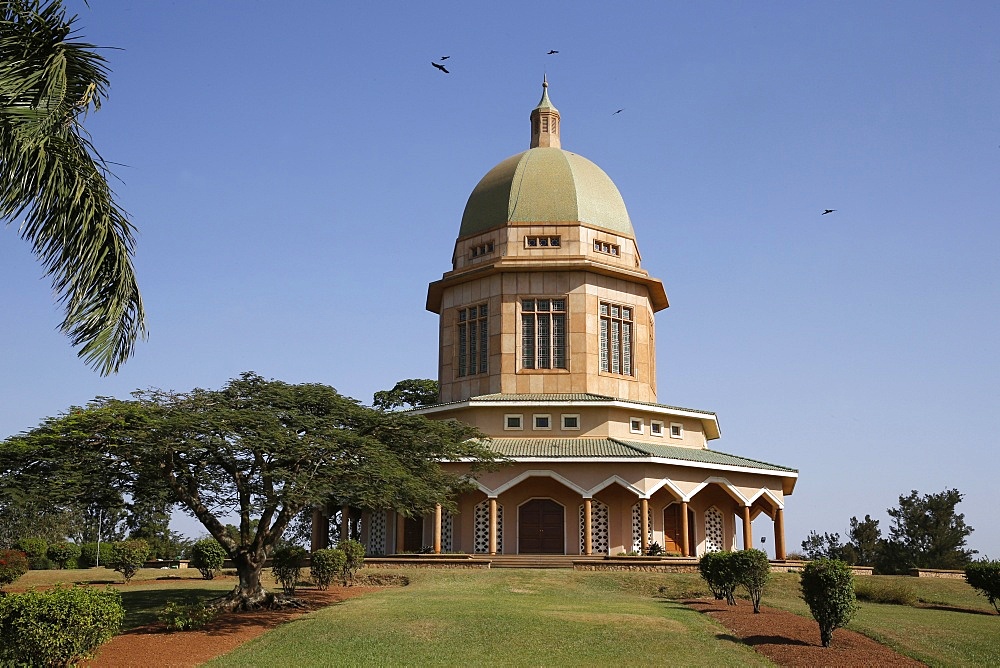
0,550,29,589
853,577,916,605
800,559,858,647
79,542,114,568
0,585,124,665
697,549,770,612
190,538,227,580
965,559,1000,613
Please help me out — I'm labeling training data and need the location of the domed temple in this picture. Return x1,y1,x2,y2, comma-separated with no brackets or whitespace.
317,81,797,560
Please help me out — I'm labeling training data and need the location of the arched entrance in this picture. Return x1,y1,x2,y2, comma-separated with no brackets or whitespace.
518,499,564,554
663,503,696,556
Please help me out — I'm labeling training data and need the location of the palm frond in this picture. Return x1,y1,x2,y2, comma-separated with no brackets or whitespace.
0,0,145,374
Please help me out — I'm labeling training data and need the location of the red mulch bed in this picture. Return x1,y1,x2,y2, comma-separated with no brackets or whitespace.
86,587,374,667
683,599,925,667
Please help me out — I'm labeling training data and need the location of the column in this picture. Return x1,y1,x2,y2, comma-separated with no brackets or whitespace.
488,497,498,555
433,503,442,554
774,507,786,560
395,511,406,554
640,498,649,555
680,501,690,557
583,498,593,556
341,504,350,544
742,506,752,550
310,507,324,553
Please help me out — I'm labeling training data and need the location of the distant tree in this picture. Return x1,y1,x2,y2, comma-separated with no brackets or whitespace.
3,373,498,610
0,0,145,374
882,489,975,572
109,539,149,584
801,531,855,563
846,515,881,566
373,379,439,410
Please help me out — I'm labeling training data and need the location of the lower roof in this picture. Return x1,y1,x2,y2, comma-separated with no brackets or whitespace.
481,437,797,477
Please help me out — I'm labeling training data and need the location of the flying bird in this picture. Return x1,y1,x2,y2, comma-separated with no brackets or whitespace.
440,56,450,60
547,50,559,54
613,109,623,115
432,61,449,74
822,209,836,215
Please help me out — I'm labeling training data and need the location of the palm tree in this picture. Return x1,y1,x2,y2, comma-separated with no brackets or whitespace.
0,0,145,375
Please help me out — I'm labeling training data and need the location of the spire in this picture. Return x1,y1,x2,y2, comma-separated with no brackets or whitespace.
530,76,561,148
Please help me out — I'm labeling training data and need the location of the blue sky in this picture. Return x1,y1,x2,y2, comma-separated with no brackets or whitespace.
2,1,998,557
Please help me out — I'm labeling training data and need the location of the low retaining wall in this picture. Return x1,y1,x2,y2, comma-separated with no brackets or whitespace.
909,568,965,579
365,556,490,569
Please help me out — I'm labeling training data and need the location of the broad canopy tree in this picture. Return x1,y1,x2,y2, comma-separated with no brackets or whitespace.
1,373,499,609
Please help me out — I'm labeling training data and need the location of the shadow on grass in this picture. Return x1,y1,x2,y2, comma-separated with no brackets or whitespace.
119,587,226,631
914,603,998,616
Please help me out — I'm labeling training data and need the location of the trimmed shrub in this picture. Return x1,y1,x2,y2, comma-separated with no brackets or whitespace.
733,549,771,613
800,558,858,647
79,542,114,568
699,551,739,604
0,550,29,590
109,539,151,584
341,539,366,585
853,577,916,606
46,541,82,570
190,538,227,580
158,600,218,631
965,559,1000,613
0,585,124,665
14,537,50,570
310,548,347,590
271,545,308,595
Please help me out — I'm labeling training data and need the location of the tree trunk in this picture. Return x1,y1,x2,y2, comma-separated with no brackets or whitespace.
217,551,272,611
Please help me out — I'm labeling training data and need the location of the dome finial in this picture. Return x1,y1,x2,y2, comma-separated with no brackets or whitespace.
530,77,560,149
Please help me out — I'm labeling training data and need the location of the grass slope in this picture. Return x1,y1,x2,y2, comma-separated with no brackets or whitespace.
207,569,767,667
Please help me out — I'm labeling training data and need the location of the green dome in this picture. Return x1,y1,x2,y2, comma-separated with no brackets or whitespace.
458,147,634,239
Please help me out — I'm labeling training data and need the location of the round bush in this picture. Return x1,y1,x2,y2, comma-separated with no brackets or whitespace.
109,539,150,584
340,540,366,584
190,538,227,580
271,545,307,595
46,542,82,569
310,548,346,590
800,558,858,647
0,550,29,589
0,585,124,665
965,559,1000,613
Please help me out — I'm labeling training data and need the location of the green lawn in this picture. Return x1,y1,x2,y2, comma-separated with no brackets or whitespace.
11,567,999,667
208,569,767,667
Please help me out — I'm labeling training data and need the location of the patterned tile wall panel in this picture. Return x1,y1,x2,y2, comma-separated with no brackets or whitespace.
474,500,504,554
631,503,654,553
578,500,610,555
705,506,725,553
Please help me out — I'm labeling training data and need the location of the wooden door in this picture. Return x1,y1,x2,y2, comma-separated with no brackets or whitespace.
663,504,696,556
519,499,564,554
